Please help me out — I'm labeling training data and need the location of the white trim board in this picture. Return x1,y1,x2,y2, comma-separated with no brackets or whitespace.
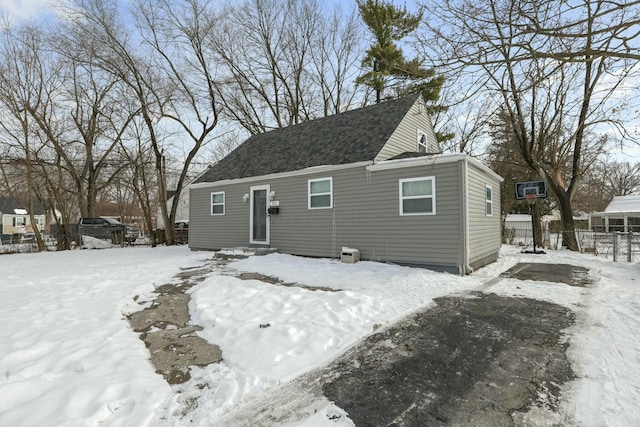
190,161,372,189
367,153,504,182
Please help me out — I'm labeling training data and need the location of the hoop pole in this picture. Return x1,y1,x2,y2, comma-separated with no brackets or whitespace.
530,199,537,253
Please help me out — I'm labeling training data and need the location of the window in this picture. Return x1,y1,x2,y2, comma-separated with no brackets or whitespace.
211,191,225,215
308,177,333,209
400,177,435,215
13,217,26,226
417,131,428,153
486,185,493,216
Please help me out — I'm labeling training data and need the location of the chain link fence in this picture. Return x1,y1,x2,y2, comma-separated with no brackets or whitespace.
504,228,639,263
576,230,640,263
502,228,552,249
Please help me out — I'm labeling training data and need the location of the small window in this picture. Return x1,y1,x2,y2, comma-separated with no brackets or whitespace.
211,191,225,215
417,131,428,153
400,177,435,215
486,185,493,216
13,217,26,226
308,177,333,209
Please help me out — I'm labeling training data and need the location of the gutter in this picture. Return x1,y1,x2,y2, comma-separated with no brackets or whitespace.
461,157,474,275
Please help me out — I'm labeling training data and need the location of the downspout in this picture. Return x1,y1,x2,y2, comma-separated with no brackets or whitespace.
461,157,474,275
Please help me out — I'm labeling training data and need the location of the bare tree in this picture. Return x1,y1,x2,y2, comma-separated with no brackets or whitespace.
421,0,639,250
204,131,245,164
435,86,493,154
212,0,365,133
133,0,222,243
0,22,135,221
600,159,640,198
0,25,68,250
571,158,640,214
517,0,640,63
58,0,176,243
32,58,134,217
59,0,222,245
118,116,161,245
308,4,364,116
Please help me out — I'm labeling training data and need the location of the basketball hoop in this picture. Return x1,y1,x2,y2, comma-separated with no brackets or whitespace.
526,194,537,205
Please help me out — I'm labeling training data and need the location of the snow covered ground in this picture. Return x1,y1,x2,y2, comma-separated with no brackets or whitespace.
0,244,638,426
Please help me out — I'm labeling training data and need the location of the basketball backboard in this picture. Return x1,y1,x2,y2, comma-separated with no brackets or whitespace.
515,180,547,200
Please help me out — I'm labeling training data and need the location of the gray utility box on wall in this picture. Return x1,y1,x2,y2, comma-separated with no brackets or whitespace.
340,247,360,263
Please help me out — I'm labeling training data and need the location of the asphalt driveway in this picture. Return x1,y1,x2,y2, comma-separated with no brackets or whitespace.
131,261,589,426
216,263,589,426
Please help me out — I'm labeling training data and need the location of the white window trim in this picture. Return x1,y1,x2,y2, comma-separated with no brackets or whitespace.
308,177,333,209
210,191,225,216
399,176,436,216
417,129,428,153
486,185,493,216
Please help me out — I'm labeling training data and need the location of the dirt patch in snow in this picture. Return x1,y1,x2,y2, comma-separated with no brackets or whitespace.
128,265,222,384
237,272,340,292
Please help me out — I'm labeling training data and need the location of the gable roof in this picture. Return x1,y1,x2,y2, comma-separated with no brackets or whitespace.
0,197,45,215
196,95,421,183
605,195,640,213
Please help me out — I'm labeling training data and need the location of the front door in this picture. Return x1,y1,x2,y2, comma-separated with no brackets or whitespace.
250,185,269,245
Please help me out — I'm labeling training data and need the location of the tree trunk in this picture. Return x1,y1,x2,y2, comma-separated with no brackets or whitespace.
531,202,544,248
557,193,579,251
156,153,174,246
27,210,45,251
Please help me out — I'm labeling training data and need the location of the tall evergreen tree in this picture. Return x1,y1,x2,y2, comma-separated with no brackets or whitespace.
356,0,444,106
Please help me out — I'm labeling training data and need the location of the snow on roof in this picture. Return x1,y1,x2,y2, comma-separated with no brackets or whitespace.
13,208,28,215
505,214,531,222
605,195,640,213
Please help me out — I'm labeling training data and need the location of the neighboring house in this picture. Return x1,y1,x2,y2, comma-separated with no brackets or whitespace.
0,197,46,235
589,195,640,232
189,95,503,275
156,190,190,230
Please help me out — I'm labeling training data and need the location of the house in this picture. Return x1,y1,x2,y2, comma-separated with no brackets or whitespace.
189,95,503,275
0,197,46,235
156,190,190,230
589,195,640,232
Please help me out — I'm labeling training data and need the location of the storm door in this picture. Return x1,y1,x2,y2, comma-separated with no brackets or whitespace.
250,185,270,244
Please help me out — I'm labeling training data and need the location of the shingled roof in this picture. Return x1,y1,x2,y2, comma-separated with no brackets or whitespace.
195,95,420,183
0,197,45,215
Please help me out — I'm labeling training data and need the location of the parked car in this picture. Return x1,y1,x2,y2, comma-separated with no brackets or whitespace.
124,223,140,243
78,217,127,244
174,220,189,229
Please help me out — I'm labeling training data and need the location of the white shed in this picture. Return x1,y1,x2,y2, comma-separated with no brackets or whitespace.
589,195,640,232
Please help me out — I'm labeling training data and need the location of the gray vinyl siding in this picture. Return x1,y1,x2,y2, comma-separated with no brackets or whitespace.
374,100,439,162
466,161,502,267
189,183,250,250
332,163,462,270
190,161,464,273
190,156,503,274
